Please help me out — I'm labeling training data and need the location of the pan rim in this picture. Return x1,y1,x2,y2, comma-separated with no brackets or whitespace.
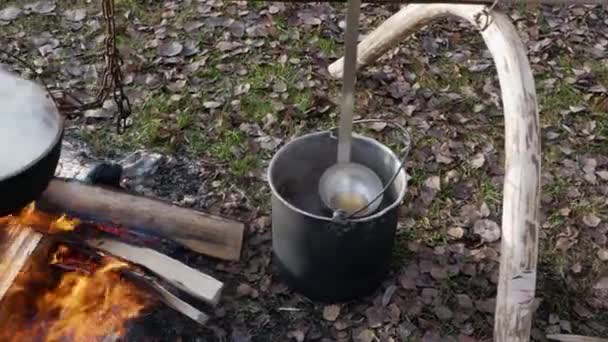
0,114,64,182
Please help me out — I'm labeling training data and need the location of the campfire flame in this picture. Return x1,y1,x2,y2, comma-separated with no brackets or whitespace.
0,203,156,341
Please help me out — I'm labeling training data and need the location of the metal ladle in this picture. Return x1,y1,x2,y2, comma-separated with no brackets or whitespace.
318,0,384,219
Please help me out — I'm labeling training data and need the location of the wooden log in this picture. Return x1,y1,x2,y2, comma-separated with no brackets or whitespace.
85,238,223,306
328,4,541,342
38,178,244,261
547,335,608,342
0,224,42,301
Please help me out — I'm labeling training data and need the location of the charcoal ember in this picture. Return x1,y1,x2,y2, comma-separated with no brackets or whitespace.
85,162,123,188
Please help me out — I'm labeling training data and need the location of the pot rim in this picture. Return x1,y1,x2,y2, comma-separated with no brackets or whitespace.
268,130,407,223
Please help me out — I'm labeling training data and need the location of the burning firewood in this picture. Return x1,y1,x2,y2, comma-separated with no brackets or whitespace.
0,241,156,341
50,245,210,326
0,201,223,336
85,238,223,306
5,202,224,306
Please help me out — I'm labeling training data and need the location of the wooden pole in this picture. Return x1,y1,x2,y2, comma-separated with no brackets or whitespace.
328,4,541,342
280,0,602,4
38,178,244,261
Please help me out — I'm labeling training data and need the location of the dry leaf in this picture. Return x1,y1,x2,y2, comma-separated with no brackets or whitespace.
597,249,608,261
203,101,223,109
473,219,501,243
447,227,465,239
63,8,86,22
583,214,601,228
470,153,485,169
0,6,22,21
322,305,340,321
159,41,183,57
355,329,376,342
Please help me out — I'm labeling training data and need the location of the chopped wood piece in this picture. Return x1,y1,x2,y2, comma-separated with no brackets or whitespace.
124,269,209,325
39,178,244,261
86,238,223,306
0,225,42,301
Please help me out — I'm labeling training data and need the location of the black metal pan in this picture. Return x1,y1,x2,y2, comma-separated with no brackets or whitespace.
0,69,63,217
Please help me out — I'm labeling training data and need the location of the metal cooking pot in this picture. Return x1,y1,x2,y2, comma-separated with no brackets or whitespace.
0,68,63,216
268,122,409,302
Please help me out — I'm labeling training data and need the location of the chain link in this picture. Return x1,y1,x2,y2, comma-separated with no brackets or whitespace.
0,0,131,133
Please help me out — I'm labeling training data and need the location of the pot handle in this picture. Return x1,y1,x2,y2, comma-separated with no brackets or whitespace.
329,118,412,220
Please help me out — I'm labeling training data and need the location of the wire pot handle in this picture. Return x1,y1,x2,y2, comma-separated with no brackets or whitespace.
328,118,411,221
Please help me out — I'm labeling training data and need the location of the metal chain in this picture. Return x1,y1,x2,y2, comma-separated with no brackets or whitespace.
0,0,131,133
474,0,500,31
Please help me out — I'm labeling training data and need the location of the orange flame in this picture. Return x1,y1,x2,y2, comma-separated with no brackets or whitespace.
0,202,80,234
0,204,156,341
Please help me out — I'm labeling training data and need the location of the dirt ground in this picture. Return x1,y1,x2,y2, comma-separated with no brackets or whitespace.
1,1,607,341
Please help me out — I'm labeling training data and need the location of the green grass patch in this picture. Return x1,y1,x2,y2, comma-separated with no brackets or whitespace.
239,62,312,119
412,56,483,94
540,82,582,125
240,94,274,120
317,36,337,55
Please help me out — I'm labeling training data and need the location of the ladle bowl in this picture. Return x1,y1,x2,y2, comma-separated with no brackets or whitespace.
318,161,384,218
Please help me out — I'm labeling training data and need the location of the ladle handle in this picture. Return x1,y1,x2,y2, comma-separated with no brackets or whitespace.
336,0,362,164
330,119,412,220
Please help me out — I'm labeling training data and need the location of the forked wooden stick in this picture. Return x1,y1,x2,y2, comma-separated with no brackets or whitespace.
328,4,541,342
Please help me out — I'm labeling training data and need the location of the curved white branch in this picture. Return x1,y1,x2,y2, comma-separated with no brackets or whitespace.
329,5,541,342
